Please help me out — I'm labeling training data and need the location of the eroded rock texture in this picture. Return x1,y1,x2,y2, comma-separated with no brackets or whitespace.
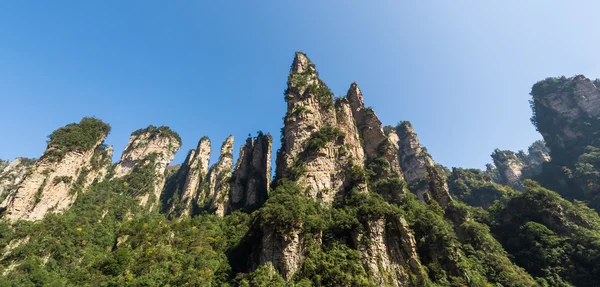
1,120,110,221
113,126,181,209
396,121,452,207
229,133,272,213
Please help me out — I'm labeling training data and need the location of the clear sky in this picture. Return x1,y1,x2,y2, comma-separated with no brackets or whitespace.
1,1,599,169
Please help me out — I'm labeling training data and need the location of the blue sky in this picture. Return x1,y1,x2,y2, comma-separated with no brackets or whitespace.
1,1,599,169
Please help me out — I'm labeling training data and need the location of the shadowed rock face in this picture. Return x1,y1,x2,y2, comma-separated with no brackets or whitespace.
531,75,600,161
113,126,181,210
1,135,110,221
395,121,452,207
229,133,272,213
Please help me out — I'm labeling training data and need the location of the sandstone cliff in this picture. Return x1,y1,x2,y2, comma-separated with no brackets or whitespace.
1,118,111,221
163,137,211,218
0,158,36,203
354,217,426,287
531,75,600,160
113,125,181,209
229,133,272,213
395,121,452,207
491,140,551,188
347,83,403,180
203,136,233,216
275,52,365,203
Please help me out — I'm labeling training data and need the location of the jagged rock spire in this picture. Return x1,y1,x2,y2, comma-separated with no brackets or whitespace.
229,133,272,213
205,135,234,216
113,125,181,210
275,52,348,202
346,82,404,179
395,121,452,207
164,137,211,218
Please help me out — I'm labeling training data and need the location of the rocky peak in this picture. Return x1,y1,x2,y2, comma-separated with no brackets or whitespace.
345,83,404,179
276,52,353,203
204,135,234,216
346,82,365,112
490,141,550,188
530,75,600,164
113,125,181,209
291,52,315,75
229,133,272,213
164,137,211,218
395,121,452,207
1,117,111,221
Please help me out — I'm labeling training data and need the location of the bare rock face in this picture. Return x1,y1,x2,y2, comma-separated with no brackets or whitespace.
204,136,234,216
491,149,526,187
275,52,361,203
396,121,452,207
165,137,211,218
0,158,36,203
264,53,370,280
531,75,600,153
257,227,312,281
1,118,110,221
84,146,113,188
335,98,367,167
229,133,272,212
491,141,550,188
346,83,403,179
181,137,210,216
113,126,181,209
354,217,426,287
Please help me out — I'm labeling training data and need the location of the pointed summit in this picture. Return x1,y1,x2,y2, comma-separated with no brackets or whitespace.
206,135,234,216
347,82,365,112
291,52,316,75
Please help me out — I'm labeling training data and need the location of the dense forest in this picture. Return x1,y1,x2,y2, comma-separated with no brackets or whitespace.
1,54,599,286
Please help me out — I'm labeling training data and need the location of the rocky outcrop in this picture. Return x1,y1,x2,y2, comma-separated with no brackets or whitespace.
164,137,211,218
491,141,550,188
335,98,366,166
113,125,181,209
346,83,403,179
395,121,452,207
257,227,313,281
229,133,272,212
0,158,36,203
531,75,600,160
84,145,113,187
265,53,372,280
491,150,526,187
1,118,110,221
203,136,234,216
275,52,362,203
181,137,210,216
355,217,425,287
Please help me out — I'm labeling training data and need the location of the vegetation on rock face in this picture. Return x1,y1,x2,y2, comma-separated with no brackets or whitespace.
42,117,111,162
489,180,600,287
131,125,182,146
448,168,513,208
304,126,345,154
5,59,600,287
